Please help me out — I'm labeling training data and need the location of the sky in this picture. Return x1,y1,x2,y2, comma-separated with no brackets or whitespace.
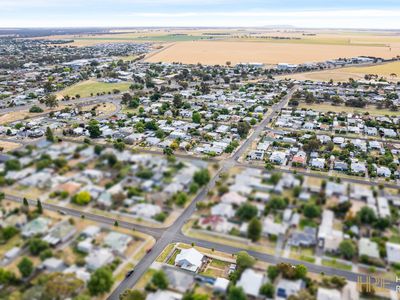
0,0,400,29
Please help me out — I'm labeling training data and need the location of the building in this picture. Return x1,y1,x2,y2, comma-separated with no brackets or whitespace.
276,279,304,299
236,268,264,298
386,242,400,264
175,248,204,273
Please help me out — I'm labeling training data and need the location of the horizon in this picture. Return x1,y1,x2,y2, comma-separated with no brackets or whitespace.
1,0,400,29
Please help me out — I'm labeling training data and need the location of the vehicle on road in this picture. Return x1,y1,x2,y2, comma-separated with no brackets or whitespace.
125,269,134,278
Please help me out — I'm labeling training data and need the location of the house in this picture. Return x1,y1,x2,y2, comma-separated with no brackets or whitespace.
269,151,287,165
263,217,288,237
162,266,195,293
317,288,342,300
85,248,114,271
318,210,343,253
333,161,348,171
236,268,264,298
276,279,304,299
377,166,391,178
81,225,100,238
351,162,366,174
289,226,317,247
146,291,182,300
129,203,161,219
42,220,77,246
41,257,65,272
377,197,391,218
213,277,230,293
220,192,247,206
359,238,380,259
211,203,235,218
104,232,132,254
21,217,51,238
77,238,93,253
386,242,400,265
310,158,325,169
175,248,204,272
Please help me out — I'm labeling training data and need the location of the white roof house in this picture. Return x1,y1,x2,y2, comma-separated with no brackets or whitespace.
211,203,235,218
85,248,114,271
276,279,304,299
359,238,380,259
146,291,182,300
213,277,230,292
130,203,161,219
386,242,400,264
220,192,247,206
237,268,264,297
317,287,342,300
175,248,204,273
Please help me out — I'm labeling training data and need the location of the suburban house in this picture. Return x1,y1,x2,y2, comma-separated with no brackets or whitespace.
175,248,204,273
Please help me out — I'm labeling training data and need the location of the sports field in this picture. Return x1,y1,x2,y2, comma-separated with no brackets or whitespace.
56,80,131,99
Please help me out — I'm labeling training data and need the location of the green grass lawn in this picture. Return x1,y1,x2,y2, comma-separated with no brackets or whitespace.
56,79,131,99
322,259,352,271
156,243,175,263
167,249,181,265
210,259,230,268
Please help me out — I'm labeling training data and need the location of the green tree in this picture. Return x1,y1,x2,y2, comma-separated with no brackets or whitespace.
45,127,55,142
0,268,16,285
73,191,91,205
357,206,377,224
87,120,101,138
42,272,84,300
303,203,321,219
236,251,256,270
267,265,279,281
18,257,33,278
192,112,201,124
236,203,258,221
247,217,262,242
339,240,356,259
43,94,58,109
37,199,43,214
29,238,49,255
151,270,168,290
227,286,247,300
88,267,114,296
259,283,275,298
182,291,208,300
193,169,210,186
237,121,250,138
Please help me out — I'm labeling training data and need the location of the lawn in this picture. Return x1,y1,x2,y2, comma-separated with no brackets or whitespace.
167,249,181,265
322,259,352,271
134,268,156,290
56,79,131,99
156,243,175,263
210,259,231,268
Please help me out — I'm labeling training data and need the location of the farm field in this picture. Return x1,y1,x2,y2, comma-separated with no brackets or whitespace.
298,103,400,116
145,40,400,65
56,79,131,99
278,61,400,82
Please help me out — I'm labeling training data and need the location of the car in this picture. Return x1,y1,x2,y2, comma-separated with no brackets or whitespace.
125,269,134,278
146,248,152,254
57,210,66,215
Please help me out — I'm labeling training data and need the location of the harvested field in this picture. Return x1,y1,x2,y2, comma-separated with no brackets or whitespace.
145,41,400,65
298,103,400,116
0,141,22,152
277,61,400,82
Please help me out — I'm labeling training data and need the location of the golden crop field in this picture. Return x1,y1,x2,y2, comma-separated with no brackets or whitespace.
277,61,400,82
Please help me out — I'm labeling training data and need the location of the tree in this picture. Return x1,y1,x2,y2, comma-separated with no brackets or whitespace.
303,203,321,219
23,197,29,207
193,169,210,186
182,291,208,300
236,203,258,221
73,191,91,205
247,217,262,242
119,290,146,300
259,283,275,298
29,238,49,255
42,272,84,300
121,93,133,104
87,120,101,138
227,286,246,300
18,257,33,278
94,144,104,155
46,127,54,142
267,265,279,281
237,121,250,138
43,94,58,109
173,94,183,108
0,268,16,285
192,112,201,124
37,199,43,214
339,240,356,259
151,270,168,290
236,251,256,270
357,206,377,224
88,267,114,295
303,138,321,153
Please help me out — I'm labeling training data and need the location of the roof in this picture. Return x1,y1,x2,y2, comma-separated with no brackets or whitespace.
359,238,380,259
317,288,342,300
146,291,182,300
175,248,204,272
237,268,264,297
386,242,400,264
214,277,230,291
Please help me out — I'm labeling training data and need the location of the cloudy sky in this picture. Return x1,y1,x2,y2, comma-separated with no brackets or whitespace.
1,0,399,28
